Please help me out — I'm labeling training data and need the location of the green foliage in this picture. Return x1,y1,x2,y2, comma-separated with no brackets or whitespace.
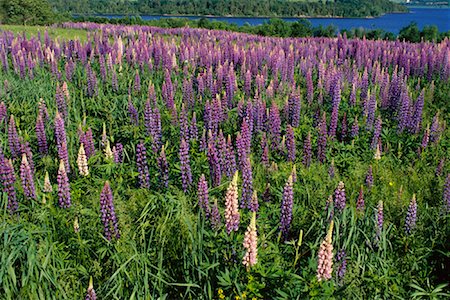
0,0,60,25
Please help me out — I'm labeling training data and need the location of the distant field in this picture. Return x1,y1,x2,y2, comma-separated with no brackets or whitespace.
0,25,87,41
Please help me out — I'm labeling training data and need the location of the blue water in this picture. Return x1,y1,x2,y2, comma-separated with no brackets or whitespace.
104,8,450,34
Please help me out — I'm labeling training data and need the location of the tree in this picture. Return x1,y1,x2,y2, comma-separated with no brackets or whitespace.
398,22,421,43
0,0,55,25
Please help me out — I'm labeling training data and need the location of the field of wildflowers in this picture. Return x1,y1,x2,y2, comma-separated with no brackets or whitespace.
0,23,449,299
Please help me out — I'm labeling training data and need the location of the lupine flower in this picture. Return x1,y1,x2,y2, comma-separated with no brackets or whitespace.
420,126,430,151
318,112,328,163
113,143,123,163
55,83,68,119
128,98,139,126
409,90,424,134
351,116,359,138
136,141,150,189
101,123,107,148
74,216,80,233
55,112,70,173
444,174,450,212
269,102,281,150
197,174,210,217
100,181,120,240
356,186,365,212
8,115,20,159
376,200,384,236
104,141,114,160
134,70,141,93
0,101,6,125
20,154,36,200
286,125,296,162
0,157,18,214
158,145,169,188
336,249,347,281
242,211,258,270
57,159,71,208
179,138,192,192
225,171,240,234
303,132,312,167
36,114,48,154
374,143,382,160
405,194,418,235
317,220,334,282
77,143,89,176
85,277,97,300
328,160,335,179
20,139,34,176
250,190,259,213
207,141,221,187
43,171,52,193
334,181,346,212
210,198,221,230
435,158,445,177
280,175,294,239
241,158,253,209
365,165,373,188
430,113,441,143
190,112,198,141
397,89,410,133
370,116,382,149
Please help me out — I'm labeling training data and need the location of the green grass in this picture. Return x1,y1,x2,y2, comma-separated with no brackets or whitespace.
0,25,88,41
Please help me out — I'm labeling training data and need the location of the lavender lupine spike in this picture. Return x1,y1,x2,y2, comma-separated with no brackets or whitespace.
371,116,382,149
113,143,123,163
190,112,198,141
336,249,347,281
8,115,21,159
318,112,328,163
128,98,139,126
100,181,120,240
0,101,6,125
157,145,169,188
85,277,97,300
356,186,365,212
225,171,240,234
242,211,258,270
226,135,237,178
250,191,259,213
280,175,294,240
55,112,70,173
421,126,430,151
0,157,18,214
210,198,221,230
269,102,281,150
376,200,384,237
351,116,359,138
328,160,335,179
405,194,418,235
334,181,346,212
430,113,441,144
444,174,450,212
435,158,445,177
179,138,192,192
57,160,71,208
36,114,48,154
397,89,410,133
197,174,210,218
303,132,312,167
55,83,68,119
409,89,424,134
365,165,373,188
241,158,254,209
134,70,141,93
317,220,334,282
286,125,296,162
136,141,150,189
207,141,221,187
20,154,36,200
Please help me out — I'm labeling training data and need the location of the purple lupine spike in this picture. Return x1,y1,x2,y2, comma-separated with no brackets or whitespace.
55,83,68,119
36,114,48,155
144,99,152,136
340,112,348,141
444,174,450,212
371,116,382,149
84,128,96,159
366,90,377,130
226,135,237,178
334,181,346,212
436,158,445,177
113,143,123,163
405,194,417,235
8,115,21,159
210,199,221,230
421,126,430,151
128,98,139,126
136,141,150,189
157,145,169,188
306,69,314,104
397,89,410,133
328,160,335,179
225,172,240,234
0,101,6,125
376,200,384,237
216,130,227,176
269,102,281,150
179,104,190,141
134,70,141,93
263,183,272,203
336,249,347,281
351,116,359,138
430,113,441,143
199,129,207,152
365,165,373,188
318,112,328,163
328,85,340,139
20,139,34,176
303,132,312,167
207,141,221,187
286,125,296,162
179,138,192,192
57,159,71,208
0,157,18,214
100,181,120,240
86,62,98,97
280,175,294,240
250,191,259,213
356,186,365,212
20,154,36,200
190,112,198,141
55,112,70,173
197,174,210,218
241,157,253,209
409,90,424,134
85,277,97,300
288,88,301,127
260,133,269,167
